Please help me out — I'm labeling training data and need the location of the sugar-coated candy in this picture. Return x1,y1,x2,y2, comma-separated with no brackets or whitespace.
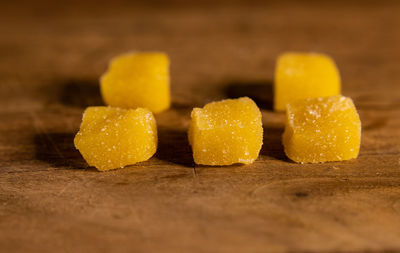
100,52,170,113
188,97,263,165
283,95,361,163
74,106,157,171
274,52,341,111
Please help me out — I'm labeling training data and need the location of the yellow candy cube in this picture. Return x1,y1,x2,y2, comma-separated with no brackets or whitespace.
188,97,263,165
283,96,361,163
74,106,157,171
100,52,170,113
274,52,341,111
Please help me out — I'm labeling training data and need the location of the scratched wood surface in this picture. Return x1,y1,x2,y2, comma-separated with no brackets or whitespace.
1,0,400,252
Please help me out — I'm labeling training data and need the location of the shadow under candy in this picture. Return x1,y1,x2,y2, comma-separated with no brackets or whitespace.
224,80,274,110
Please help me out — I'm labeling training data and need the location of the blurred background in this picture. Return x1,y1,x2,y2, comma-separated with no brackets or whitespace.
1,0,399,111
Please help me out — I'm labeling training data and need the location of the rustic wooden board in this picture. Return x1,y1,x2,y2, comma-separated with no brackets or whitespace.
1,1,400,252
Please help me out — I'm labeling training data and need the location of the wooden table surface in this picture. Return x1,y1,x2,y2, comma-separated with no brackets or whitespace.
1,0,400,252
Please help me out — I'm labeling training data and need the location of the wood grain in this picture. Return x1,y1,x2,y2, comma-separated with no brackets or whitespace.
0,0,400,252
